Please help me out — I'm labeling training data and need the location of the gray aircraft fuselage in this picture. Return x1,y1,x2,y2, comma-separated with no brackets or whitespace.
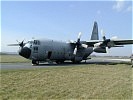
21,39,93,64
17,22,100,64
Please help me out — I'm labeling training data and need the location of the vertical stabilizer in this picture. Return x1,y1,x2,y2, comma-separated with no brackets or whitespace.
91,21,99,40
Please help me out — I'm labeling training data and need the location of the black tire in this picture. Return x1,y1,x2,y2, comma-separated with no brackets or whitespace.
56,60,64,64
72,60,81,64
32,60,39,65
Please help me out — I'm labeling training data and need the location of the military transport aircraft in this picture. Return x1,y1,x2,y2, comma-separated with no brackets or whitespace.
9,22,133,65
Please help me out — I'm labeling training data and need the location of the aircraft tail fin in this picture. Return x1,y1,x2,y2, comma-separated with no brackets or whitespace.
90,21,99,40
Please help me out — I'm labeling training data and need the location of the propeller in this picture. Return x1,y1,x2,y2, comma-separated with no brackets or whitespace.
100,29,122,52
8,40,25,48
101,30,112,50
17,40,25,47
93,29,117,53
101,29,118,40
73,32,88,55
73,32,81,55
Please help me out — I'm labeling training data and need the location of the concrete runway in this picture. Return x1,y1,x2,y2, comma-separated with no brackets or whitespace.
1,57,131,70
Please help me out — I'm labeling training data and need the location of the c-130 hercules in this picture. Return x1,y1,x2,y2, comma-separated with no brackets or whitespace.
9,22,133,65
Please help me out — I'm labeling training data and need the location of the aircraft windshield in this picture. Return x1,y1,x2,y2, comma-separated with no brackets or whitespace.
27,40,33,44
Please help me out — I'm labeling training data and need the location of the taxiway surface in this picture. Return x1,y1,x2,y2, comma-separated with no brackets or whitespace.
1,58,131,70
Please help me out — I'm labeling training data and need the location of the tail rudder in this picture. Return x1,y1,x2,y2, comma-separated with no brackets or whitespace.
91,21,99,40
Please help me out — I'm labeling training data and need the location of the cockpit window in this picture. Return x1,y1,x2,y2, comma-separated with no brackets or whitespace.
34,40,40,45
28,40,33,44
26,41,33,48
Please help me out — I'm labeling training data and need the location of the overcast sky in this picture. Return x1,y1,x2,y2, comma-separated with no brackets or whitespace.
1,0,132,56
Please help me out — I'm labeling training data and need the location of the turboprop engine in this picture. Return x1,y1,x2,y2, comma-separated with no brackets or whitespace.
93,30,117,53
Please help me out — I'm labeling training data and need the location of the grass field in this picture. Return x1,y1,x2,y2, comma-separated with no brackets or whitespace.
0,54,31,63
1,64,132,100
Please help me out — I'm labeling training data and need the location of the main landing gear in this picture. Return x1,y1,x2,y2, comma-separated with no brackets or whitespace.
56,60,65,64
71,60,81,64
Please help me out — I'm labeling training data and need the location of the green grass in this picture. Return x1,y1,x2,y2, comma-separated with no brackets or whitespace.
1,64,132,100
0,55,31,63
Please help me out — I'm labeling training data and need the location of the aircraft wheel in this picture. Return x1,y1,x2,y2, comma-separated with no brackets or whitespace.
56,60,64,64
72,60,81,64
32,60,39,65
56,61,60,64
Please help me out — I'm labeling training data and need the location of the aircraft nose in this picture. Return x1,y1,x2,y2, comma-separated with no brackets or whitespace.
19,47,31,59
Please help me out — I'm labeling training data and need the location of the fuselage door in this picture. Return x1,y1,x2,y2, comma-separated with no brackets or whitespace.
47,51,52,59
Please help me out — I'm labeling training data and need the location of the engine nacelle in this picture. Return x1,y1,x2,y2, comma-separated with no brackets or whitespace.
94,42,103,47
93,47,106,53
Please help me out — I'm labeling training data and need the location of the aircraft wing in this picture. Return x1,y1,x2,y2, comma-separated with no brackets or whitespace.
112,39,133,45
68,39,133,49
83,39,133,47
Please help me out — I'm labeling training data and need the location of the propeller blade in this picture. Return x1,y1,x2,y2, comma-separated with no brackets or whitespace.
78,32,82,39
73,46,78,55
101,29,104,36
101,29,106,40
81,44,88,48
111,36,118,40
8,44,19,46
106,47,109,54
8,40,25,47
72,32,83,55
16,40,19,43
68,40,76,43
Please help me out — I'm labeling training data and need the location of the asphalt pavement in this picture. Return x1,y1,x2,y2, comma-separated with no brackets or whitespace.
1,57,131,70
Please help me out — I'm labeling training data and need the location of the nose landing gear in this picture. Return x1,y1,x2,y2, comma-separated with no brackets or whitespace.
32,60,39,65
